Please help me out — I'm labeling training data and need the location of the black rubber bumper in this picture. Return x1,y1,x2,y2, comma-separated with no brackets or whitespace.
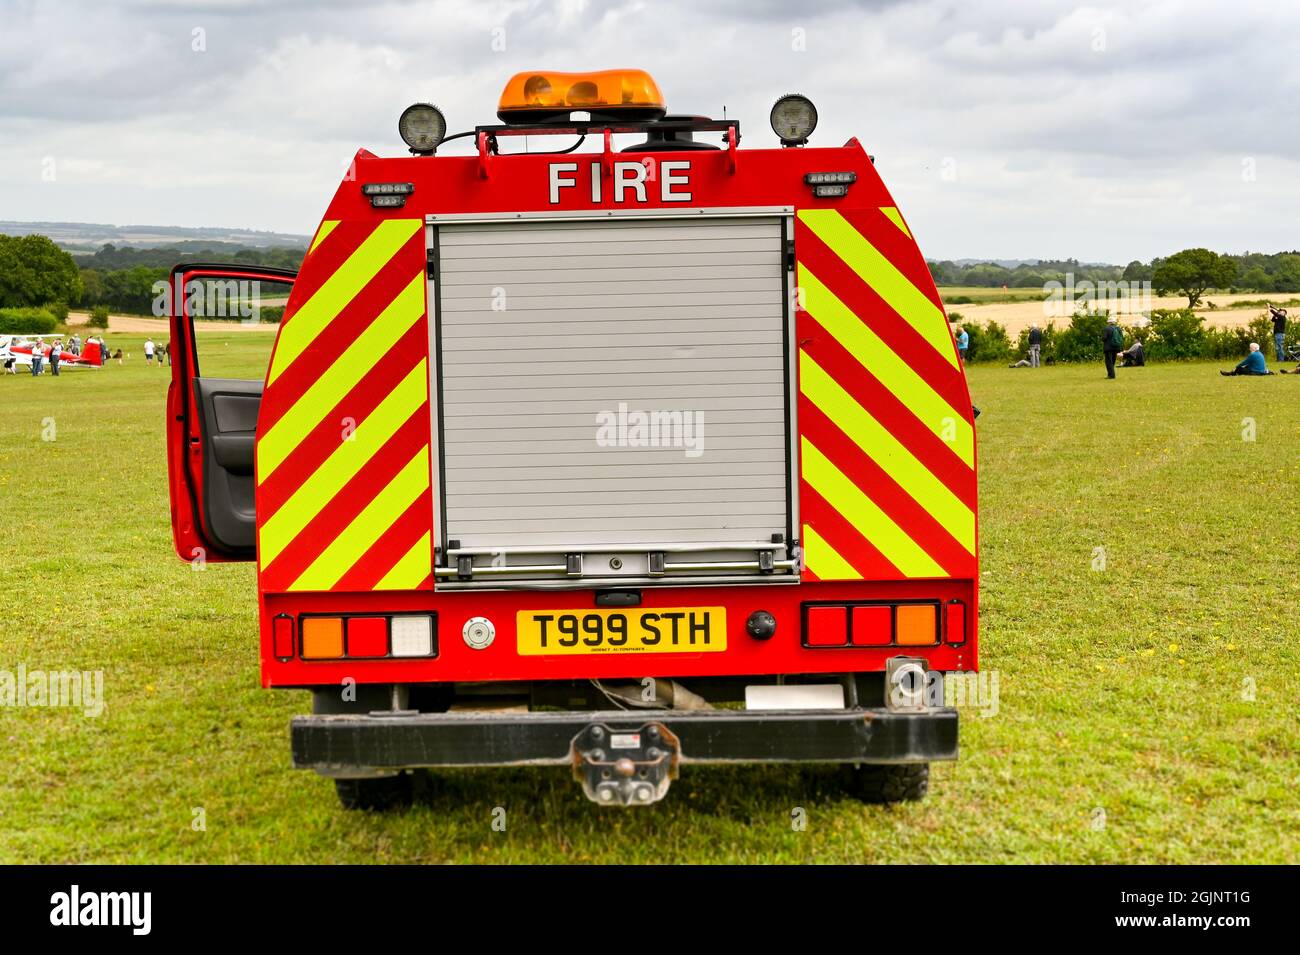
290,707,958,772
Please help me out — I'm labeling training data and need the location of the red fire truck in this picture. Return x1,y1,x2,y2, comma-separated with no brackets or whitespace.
166,69,978,808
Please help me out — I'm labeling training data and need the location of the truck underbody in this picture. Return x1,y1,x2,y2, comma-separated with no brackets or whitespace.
293,673,956,806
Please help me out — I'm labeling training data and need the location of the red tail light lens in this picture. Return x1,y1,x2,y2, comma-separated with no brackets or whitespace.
850,605,891,646
944,600,967,646
805,606,849,646
346,617,389,658
272,613,295,659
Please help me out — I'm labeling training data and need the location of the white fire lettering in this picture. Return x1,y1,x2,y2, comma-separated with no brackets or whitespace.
547,161,693,205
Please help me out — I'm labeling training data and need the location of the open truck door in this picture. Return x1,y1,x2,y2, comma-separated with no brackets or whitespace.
167,264,297,564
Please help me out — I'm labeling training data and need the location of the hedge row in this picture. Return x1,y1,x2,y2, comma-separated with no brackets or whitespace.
0,307,59,335
955,309,1294,364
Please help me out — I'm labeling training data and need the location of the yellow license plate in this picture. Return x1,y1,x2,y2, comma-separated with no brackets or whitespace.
516,607,727,656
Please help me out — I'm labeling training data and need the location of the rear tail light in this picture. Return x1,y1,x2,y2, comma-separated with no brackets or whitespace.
944,600,967,647
850,605,891,646
301,616,345,659
805,606,848,646
390,615,434,657
895,604,938,646
272,613,296,658
292,614,437,660
346,616,389,657
801,602,942,649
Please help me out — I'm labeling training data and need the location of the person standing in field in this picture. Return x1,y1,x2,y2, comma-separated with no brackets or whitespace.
49,339,61,377
1102,316,1123,379
954,324,969,364
1269,304,1288,362
30,339,44,376
144,338,155,366
1027,323,1043,367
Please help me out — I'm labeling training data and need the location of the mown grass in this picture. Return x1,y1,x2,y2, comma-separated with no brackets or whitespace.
1,335,1297,863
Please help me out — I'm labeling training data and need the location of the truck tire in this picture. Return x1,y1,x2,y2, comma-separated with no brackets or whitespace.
334,773,414,811
844,763,929,804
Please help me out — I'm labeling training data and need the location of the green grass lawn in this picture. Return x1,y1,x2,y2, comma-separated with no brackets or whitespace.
2,336,1298,863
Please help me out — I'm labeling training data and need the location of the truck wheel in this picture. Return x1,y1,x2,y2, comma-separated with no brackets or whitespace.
843,763,929,804
334,773,414,811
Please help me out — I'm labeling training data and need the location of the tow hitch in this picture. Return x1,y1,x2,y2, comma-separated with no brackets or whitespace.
571,722,680,806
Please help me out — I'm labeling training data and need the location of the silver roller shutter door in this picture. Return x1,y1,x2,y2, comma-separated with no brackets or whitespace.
435,215,791,566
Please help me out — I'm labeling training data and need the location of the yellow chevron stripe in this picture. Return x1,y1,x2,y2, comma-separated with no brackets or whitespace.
879,206,910,237
801,437,945,578
800,352,975,553
288,448,431,592
799,208,955,369
267,218,420,385
375,531,433,590
309,220,340,254
258,273,425,482
802,524,861,580
798,263,974,467
259,360,428,568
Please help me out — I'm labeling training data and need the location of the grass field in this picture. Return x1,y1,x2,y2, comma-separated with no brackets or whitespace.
2,334,1298,863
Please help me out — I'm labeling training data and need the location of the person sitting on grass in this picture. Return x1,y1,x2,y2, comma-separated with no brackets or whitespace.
1220,342,1272,376
1120,340,1145,367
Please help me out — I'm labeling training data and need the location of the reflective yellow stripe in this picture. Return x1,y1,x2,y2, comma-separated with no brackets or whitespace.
375,531,433,590
258,273,425,482
798,263,974,467
800,352,975,553
801,524,861,580
267,218,420,384
879,206,910,237
288,448,430,592
799,208,955,369
308,220,340,254
259,360,428,568
801,437,944,578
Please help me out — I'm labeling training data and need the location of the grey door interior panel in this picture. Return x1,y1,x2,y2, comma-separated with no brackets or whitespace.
193,377,262,553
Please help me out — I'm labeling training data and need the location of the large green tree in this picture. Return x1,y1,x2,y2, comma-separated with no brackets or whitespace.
1152,248,1238,308
0,234,83,308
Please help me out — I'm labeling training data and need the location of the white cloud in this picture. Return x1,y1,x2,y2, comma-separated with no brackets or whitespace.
0,0,1296,261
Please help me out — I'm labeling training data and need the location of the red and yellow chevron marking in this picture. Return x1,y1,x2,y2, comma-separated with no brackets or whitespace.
796,207,977,582
256,217,434,593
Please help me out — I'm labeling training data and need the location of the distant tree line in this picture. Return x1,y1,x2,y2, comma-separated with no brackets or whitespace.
74,243,305,314
930,250,1300,297
0,233,306,318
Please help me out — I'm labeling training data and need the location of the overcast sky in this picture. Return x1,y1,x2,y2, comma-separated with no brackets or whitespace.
2,0,1296,262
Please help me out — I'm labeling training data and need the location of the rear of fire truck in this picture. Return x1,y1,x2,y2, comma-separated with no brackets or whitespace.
166,69,978,808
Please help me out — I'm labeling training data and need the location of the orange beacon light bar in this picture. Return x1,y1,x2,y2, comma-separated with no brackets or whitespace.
497,69,666,123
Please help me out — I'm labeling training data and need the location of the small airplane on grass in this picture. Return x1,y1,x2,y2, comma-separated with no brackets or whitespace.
0,336,105,373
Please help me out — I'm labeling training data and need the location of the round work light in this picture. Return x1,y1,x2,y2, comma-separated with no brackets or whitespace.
770,93,817,146
399,103,447,155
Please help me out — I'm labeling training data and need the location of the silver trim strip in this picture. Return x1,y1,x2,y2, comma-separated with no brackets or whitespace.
425,205,794,224
446,541,785,557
